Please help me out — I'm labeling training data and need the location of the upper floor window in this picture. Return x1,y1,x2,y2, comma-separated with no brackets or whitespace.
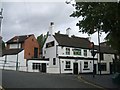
65,61,71,69
73,49,81,55
9,43,21,49
66,48,70,55
46,41,54,48
84,49,87,56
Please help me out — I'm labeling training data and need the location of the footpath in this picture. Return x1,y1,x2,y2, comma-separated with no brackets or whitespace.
79,74,120,89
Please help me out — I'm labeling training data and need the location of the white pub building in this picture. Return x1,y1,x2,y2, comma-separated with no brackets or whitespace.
43,22,98,74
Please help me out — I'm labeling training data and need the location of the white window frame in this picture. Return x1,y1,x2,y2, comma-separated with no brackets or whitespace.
84,62,88,69
66,48,70,55
65,61,71,69
84,49,87,56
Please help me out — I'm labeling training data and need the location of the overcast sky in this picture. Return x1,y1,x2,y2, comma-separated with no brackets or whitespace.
0,1,106,45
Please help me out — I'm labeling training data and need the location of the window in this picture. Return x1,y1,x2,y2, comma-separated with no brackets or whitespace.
53,58,56,65
46,41,54,48
32,63,41,70
65,61,71,68
100,53,104,60
34,48,38,58
44,50,46,54
73,49,81,55
66,48,70,55
98,63,106,71
9,43,21,49
84,49,87,56
84,62,88,68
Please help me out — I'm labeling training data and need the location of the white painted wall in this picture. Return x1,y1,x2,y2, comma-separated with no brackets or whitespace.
43,35,99,74
43,35,60,73
97,53,114,74
0,56,5,69
18,50,27,71
0,50,27,71
27,60,49,72
60,59,97,74
57,46,97,58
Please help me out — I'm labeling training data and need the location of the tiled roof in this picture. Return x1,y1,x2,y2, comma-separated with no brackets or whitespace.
53,33,116,54
53,33,91,49
2,49,23,56
6,34,34,44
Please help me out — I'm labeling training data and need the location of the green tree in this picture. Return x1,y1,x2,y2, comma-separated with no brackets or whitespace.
70,2,120,55
37,32,49,54
2,40,5,50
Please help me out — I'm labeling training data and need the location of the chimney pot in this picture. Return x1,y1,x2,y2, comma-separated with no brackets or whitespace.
66,27,71,37
49,22,55,36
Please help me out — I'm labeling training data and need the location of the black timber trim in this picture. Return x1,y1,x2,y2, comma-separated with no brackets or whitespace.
27,58,49,61
58,45,93,50
58,56,98,60
83,68,90,70
64,69,72,71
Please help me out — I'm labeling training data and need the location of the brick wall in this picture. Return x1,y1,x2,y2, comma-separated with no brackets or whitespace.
24,35,40,59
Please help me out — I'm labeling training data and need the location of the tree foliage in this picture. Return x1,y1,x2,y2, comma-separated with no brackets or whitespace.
37,32,49,54
2,40,5,50
71,2,120,54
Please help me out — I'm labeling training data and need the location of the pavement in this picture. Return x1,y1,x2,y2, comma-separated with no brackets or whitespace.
79,74,120,90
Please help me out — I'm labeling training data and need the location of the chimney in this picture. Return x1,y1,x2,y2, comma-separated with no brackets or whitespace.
49,22,54,36
66,28,71,37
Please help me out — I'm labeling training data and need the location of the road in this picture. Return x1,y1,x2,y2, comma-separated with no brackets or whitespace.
1,70,103,89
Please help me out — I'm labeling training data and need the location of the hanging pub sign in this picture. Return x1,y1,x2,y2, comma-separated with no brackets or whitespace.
46,41,55,48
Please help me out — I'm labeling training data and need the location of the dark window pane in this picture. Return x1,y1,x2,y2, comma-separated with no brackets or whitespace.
100,53,104,60
46,41,54,48
53,58,56,65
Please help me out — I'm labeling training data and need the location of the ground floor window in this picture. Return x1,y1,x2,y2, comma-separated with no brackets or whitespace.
98,63,107,71
101,63,107,71
84,62,88,69
65,61,71,69
32,63,41,70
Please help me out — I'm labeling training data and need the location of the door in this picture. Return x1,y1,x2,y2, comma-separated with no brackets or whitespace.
73,63,78,74
94,64,96,74
41,63,46,73
34,47,38,58
110,62,113,74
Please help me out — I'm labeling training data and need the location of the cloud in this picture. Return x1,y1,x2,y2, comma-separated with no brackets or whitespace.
1,2,76,41
1,2,106,44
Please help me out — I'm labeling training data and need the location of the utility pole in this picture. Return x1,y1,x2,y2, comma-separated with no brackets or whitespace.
98,29,101,75
91,42,96,77
0,8,3,57
16,37,19,71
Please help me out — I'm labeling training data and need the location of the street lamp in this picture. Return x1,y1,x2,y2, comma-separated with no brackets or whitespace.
98,29,101,75
0,8,3,57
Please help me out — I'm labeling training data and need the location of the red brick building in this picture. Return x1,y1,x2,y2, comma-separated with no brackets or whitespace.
6,34,40,59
